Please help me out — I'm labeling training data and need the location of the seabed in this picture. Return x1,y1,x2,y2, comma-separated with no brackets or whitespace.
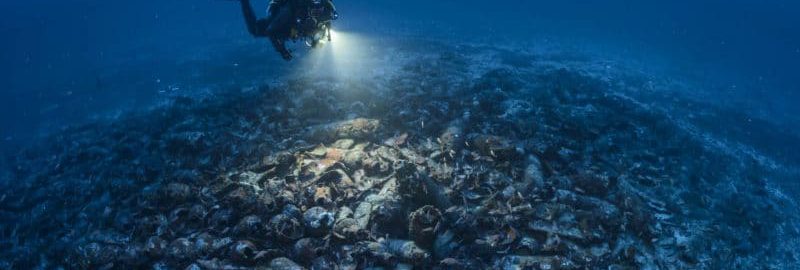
1,39,798,269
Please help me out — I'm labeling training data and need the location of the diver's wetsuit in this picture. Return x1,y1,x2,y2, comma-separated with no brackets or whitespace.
240,0,294,60
239,0,336,61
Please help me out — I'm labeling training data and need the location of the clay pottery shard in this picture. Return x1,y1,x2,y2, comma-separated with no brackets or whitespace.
439,120,465,154
384,133,409,147
516,237,541,254
554,189,621,226
188,204,208,223
257,192,279,214
139,214,170,237
211,237,234,255
195,259,239,270
269,205,305,242
342,148,367,168
521,155,545,192
233,215,264,236
225,185,259,209
313,186,333,206
272,151,297,176
208,207,236,229
408,205,443,249
318,169,355,188
397,167,452,211
303,206,336,236
365,194,406,235
167,238,199,261
528,220,585,242
363,156,392,177
332,139,356,149
308,118,381,142
145,236,167,258
433,230,459,260
293,238,325,262
117,244,145,267
168,208,192,231
354,201,373,230
192,233,214,255
496,255,576,270
383,239,431,264
467,134,522,161
333,217,361,240
320,148,344,168
255,151,296,176
310,256,338,270
307,169,357,201
572,170,612,196
270,257,306,270
77,242,121,268
354,240,395,264
276,189,297,209
308,145,329,158
337,206,354,220
86,229,131,246
161,183,192,204
229,240,259,264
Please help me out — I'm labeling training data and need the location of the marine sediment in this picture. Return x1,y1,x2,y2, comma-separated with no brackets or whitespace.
1,41,798,269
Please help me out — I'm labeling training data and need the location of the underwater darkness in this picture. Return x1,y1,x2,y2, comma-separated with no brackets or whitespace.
1,0,800,269
2,1,800,153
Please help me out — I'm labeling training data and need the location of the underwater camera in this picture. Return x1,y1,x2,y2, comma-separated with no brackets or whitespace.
293,5,336,48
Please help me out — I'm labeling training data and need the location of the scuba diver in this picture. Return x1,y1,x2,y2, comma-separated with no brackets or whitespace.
236,0,338,61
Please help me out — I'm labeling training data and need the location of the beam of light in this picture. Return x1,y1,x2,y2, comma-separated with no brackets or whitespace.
296,30,382,82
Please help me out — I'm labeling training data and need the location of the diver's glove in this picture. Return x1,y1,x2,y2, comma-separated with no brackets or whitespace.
270,38,293,61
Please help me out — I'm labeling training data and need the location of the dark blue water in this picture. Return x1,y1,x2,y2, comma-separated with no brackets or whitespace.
1,1,799,268
3,1,797,81
1,1,799,153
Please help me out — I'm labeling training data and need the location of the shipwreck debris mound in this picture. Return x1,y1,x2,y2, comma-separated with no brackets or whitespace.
0,41,798,269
